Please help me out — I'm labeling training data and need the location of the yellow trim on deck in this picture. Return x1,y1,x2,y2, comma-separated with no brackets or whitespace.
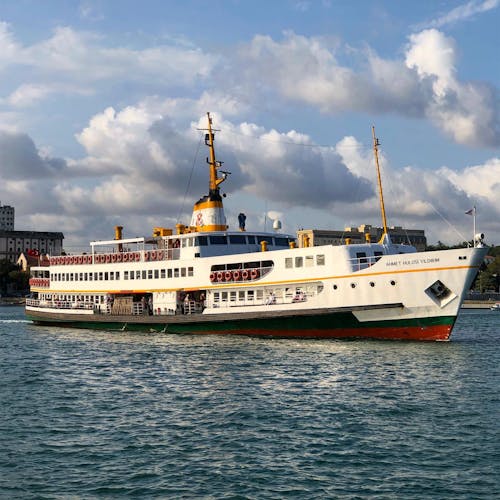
193,200,223,210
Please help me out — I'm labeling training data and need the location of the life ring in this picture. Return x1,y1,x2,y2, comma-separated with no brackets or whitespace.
117,253,122,263
144,251,149,261
210,272,216,282
233,270,241,281
69,256,74,264
241,270,249,280
111,254,117,263
157,251,164,260
216,271,224,282
135,252,140,262
151,250,157,260
225,271,232,281
77,256,83,264
123,253,129,262
86,255,91,264
105,254,111,263
250,269,259,280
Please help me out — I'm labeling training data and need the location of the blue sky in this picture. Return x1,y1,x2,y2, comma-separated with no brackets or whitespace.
0,0,498,249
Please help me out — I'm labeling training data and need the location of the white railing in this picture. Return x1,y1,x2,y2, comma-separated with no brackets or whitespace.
211,292,311,309
26,298,94,310
50,248,181,267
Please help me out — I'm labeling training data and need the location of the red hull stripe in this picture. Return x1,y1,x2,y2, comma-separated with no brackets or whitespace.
177,324,453,341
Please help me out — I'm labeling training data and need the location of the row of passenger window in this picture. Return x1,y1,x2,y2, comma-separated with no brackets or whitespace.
50,266,194,282
285,254,325,268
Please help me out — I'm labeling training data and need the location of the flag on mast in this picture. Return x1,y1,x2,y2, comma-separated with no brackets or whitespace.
465,206,477,246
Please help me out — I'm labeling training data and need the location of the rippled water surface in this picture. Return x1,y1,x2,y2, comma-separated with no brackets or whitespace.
0,306,499,499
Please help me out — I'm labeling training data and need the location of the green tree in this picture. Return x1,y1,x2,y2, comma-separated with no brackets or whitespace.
8,270,30,293
0,259,19,295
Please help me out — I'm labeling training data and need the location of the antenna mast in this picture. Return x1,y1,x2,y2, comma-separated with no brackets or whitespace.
204,112,226,194
372,126,388,238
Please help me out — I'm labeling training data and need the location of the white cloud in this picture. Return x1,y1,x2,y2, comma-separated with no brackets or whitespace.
423,0,499,28
0,97,498,246
235,31,499,147
7,84,54,107
405,29,500,147
0,25,218,92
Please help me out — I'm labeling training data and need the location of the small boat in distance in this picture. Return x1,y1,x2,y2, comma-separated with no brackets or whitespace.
491,303,500,311
26,113,489,340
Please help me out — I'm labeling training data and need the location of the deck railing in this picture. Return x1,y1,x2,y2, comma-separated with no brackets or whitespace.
48,248,181,267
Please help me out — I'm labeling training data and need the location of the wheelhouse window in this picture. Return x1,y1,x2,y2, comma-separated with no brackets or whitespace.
229,235,246,244
356,252,368,264
274,237,288,246
210,236,228,245
196,236,208,246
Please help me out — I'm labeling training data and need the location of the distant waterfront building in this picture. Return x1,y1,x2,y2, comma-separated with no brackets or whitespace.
297,224,427,251
0,230,64,264
0,202,15,230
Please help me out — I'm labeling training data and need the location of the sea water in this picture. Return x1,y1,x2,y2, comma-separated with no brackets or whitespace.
0,306,498,499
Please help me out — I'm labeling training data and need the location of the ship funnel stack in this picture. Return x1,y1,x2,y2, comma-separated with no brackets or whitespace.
114,225,123,252
190,112,228,232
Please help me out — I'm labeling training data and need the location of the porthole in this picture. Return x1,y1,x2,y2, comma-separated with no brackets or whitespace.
390,280,396,286
333,284,338,290
351,283,356,288
369,282,375,287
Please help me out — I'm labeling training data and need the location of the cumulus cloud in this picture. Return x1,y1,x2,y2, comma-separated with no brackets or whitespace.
236,30,499,147
239,31,429,114
405,29,499,147
1,97,499,246
0,130,67,179
0,20,497,149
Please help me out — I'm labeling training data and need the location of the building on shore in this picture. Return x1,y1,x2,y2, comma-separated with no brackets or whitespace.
297,224,427,251
0,230,64,264
0,202,15,230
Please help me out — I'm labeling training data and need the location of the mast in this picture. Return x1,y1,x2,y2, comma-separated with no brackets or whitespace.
205,112,226,195
372,126,388,240
189,112,229,232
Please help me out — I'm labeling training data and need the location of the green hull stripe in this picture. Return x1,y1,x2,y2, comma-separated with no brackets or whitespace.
26,311,456,334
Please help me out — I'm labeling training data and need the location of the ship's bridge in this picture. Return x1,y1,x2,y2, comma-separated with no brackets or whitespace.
158,231,296,259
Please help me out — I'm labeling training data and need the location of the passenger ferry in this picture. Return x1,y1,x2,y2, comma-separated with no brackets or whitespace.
26,113,488,340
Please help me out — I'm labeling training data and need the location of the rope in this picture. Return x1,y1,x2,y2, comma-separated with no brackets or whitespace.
177,134,203,224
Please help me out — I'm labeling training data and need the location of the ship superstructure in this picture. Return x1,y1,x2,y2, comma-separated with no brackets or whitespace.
26,114,488,340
